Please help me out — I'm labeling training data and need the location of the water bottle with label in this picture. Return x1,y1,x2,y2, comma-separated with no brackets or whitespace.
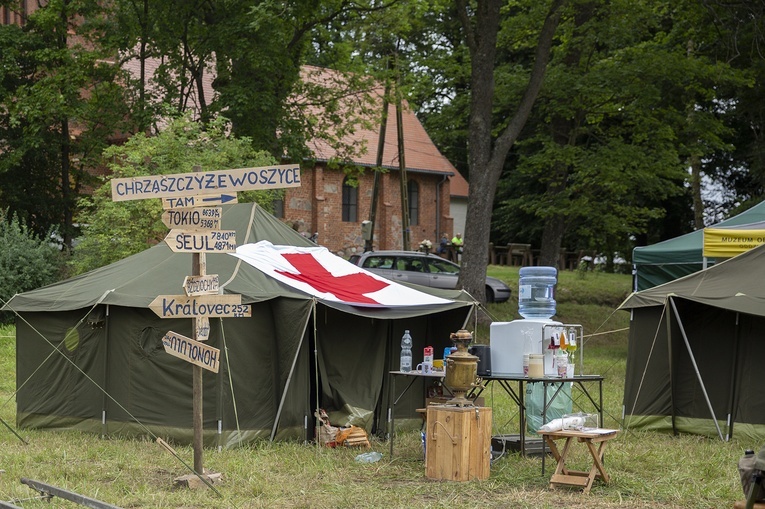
400,330,413,372
518,266,557,319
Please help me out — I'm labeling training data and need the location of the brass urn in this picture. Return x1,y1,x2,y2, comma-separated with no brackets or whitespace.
444,329,479,406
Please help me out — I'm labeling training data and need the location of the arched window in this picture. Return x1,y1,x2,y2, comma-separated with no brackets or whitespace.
342,177,358,222
408,180,419,226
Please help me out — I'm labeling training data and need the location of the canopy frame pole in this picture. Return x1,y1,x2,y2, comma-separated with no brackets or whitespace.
669,297,725,440
270,301,313,441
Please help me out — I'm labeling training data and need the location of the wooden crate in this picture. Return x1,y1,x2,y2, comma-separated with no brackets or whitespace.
425,405,492,481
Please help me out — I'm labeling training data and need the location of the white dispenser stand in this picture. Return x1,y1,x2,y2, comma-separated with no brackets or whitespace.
490,318,563,375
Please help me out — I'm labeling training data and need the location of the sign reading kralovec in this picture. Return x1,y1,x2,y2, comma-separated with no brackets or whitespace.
149,294,251,318
162,331,220,373
111,164,301,202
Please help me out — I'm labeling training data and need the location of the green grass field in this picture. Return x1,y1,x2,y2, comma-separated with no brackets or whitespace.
0,268,752,508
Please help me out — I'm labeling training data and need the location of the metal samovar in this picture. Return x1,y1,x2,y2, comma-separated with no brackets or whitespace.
444,329,479,406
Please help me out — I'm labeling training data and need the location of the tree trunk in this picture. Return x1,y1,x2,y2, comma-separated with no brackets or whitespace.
457,0,565,303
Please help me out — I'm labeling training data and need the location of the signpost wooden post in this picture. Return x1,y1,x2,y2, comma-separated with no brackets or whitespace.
110,163,300,483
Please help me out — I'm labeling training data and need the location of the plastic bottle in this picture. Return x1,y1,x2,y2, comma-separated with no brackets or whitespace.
400,330,413,372
518,266,557,319
355,451,383,463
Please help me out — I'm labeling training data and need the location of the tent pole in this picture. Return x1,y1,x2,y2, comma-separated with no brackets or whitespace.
270,304,312,441
665,303,676,435
724,312,742,441
312,300,320,446
669,297,725,440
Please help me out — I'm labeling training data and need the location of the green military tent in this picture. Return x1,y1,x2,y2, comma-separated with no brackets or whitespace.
632,200,765,291
2,203,475,448
619,242,765,442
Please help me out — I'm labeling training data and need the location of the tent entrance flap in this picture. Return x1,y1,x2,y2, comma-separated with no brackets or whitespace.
668,297,724,441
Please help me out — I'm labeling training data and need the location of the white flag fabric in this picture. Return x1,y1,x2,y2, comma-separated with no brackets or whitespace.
232,241,452,307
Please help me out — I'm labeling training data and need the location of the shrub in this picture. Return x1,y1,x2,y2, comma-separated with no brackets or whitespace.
0,209,63,323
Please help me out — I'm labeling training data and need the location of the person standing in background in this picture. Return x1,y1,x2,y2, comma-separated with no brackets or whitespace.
451,233,463,262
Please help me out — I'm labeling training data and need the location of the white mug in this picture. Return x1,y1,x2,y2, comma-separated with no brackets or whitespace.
416,361,433,374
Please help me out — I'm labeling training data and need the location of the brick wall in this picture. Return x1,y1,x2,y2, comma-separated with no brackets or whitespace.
284,163,455,258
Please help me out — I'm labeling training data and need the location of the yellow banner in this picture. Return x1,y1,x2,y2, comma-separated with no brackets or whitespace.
703,228,765,258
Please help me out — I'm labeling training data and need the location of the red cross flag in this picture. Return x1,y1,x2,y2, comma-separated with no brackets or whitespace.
232,241,452,307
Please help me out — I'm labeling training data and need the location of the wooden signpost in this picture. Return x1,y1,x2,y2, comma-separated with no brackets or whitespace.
110,163,300,482
149,294,251,319
164,229,237,253
162,331,220,373
183,274,220,296
162,193,237,209
162,207,222,230
111,164,301,201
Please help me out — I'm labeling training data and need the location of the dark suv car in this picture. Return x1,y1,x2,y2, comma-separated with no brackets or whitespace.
348,250,511,303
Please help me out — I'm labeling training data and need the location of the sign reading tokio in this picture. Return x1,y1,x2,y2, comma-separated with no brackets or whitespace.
162,207,222,230
165,229,237,253
149,294,251,319
162,331,220,373
111,164,301,202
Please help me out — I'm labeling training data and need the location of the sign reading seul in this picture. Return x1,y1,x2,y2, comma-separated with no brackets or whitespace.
162,331,220,373
164,229,237,253
149,294,251,319
111,164,301,201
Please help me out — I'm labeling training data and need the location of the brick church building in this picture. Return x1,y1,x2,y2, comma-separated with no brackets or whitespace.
282,71,468,257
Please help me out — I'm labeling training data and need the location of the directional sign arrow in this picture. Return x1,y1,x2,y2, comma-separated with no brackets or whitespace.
162,330,220,373
162,207,222,230
111,164,301,202
164,229,237,253
183,274,220,296
149,294,251,318
162,194,237,209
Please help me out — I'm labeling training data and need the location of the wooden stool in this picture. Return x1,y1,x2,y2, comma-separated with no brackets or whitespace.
733,501,765,509
539,428,619,494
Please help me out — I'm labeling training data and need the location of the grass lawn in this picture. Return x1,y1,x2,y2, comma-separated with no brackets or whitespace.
0,267,752,508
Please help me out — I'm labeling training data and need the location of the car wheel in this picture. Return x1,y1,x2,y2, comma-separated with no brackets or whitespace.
485,286,495,303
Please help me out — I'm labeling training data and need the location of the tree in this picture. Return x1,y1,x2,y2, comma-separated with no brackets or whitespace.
69,113,281,274
0,0,130,249
457,0,565,302
490,0,746,267
0,209,63,323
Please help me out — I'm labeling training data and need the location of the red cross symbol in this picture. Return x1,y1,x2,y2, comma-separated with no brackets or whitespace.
276,253,390,304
